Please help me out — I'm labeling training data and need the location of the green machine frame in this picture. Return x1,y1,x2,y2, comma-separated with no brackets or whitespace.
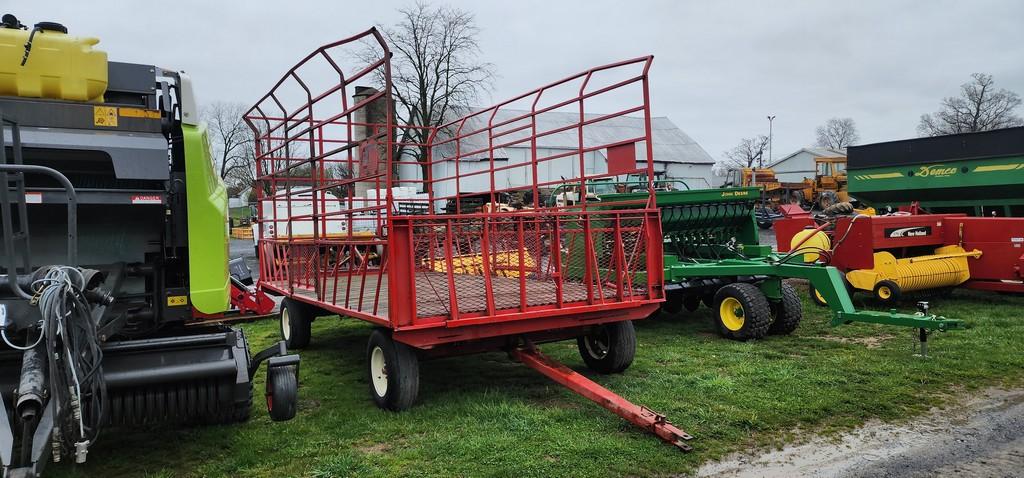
590,184,963,342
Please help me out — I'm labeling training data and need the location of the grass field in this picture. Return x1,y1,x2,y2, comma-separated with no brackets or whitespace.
52,287,1024,477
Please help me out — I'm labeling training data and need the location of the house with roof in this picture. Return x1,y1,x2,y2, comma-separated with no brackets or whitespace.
397,108,716,200
768,147,847,182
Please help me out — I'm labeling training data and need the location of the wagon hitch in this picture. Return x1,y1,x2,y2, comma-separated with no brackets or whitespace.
509,341,693,451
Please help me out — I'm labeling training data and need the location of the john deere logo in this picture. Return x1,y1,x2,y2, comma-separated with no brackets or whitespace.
916,165,957,177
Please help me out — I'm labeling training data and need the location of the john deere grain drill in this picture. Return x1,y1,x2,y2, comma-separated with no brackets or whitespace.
0,15,297,475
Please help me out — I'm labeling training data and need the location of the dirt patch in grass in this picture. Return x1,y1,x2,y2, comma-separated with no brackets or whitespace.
807,334,896,349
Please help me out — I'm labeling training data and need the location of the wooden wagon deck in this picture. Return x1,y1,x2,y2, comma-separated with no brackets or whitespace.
267,271,622,319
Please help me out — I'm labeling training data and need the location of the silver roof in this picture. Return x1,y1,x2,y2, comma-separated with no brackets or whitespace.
433,108,714,165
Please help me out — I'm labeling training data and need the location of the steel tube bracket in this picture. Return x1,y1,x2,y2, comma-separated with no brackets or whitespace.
509,341,693,451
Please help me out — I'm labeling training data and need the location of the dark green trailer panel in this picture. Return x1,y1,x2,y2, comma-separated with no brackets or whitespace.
847,126,1024,217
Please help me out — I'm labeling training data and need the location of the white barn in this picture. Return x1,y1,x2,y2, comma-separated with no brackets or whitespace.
396,109,716,199
768,147,846,182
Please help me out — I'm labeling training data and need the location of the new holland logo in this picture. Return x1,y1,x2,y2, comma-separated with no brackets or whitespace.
916,165,957,177
885,226,932,238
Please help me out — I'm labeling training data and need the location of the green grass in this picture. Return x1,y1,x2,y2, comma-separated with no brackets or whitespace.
52,288,1024,477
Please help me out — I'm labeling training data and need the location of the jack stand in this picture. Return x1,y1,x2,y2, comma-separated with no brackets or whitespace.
913,327,929,358
913,301,930,358
510,340,693,451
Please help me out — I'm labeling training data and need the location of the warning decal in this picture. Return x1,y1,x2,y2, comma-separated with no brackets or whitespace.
93,106,119,127
131,194,163,205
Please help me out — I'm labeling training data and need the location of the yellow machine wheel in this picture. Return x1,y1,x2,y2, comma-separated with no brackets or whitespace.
719,297,745,331
713,283,772,341
809,284,829,307
873,280,901,304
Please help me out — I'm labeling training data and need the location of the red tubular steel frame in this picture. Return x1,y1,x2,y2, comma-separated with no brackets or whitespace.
244,29,664,348
244,27,690,452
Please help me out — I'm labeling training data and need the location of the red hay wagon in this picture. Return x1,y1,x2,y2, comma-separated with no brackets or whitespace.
245,28,690,450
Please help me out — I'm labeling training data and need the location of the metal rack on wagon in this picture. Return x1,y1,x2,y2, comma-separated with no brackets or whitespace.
244,28,694,450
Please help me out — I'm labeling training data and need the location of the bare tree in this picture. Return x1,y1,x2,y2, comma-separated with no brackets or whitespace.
201,101,254,182
918,73,1023,136
716,135,770,174
815,117,859,149
359,2,494,189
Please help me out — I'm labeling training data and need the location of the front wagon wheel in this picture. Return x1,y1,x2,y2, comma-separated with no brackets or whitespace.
366,329,420,411
280,298,312,349
577,321,636,374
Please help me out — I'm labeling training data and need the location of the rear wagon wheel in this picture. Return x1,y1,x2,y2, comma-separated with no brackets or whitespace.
366,329,419,411
713,283,772,341
280,298,312,349
577,321,636,374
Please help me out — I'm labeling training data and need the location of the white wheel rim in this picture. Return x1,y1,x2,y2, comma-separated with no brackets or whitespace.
370,346,388,397
281,308,291,341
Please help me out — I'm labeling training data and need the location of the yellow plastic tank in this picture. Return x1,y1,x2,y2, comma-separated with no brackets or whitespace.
0,23,107,102
789,228,830,263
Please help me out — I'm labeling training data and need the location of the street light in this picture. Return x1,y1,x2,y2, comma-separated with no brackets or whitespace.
766,115,776,168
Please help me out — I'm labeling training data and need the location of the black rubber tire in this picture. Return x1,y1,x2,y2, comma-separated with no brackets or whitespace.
701,294,715,309
280,298,312,349
873,280,901,304
818,190,839,211
757,220,773,230
366,329,420,411
768,283,802,335
576,321,637,374
662,292,683,315
266,364,298,422
682,294,701,312
713,283,772,341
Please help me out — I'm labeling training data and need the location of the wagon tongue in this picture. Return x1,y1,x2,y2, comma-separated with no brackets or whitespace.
510,342,693,451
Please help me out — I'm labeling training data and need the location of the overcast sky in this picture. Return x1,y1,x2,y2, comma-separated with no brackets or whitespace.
20,0,1024,164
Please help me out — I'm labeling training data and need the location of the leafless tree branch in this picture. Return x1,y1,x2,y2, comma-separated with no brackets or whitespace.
917,73,1023,136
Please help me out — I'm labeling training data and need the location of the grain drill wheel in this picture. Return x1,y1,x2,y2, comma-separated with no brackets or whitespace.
682,294,701,312
577,321,636,374
280,298,312,349
366,329,419,411
266,364,299,421
661,292,683,315
768,283,802,335
873,280,901,304
713,283,771,341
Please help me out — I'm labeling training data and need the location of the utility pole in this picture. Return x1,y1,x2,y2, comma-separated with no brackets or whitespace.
766,115,775,167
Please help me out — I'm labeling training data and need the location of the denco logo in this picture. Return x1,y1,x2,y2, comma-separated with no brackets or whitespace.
916,165,957,177
885,226,932,238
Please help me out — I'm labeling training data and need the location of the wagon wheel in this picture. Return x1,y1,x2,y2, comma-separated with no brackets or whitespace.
280,298,313,349
576,321,636,374
366,329,420,411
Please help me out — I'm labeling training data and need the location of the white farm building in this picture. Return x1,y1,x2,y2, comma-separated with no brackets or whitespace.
395,109,716,199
